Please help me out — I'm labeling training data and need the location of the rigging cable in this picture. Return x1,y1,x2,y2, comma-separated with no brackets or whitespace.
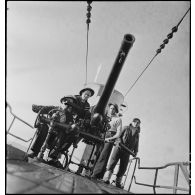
85,1,92,85
124,7,190,98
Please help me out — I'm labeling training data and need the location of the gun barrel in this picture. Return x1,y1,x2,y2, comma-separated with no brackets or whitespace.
94,34,135,115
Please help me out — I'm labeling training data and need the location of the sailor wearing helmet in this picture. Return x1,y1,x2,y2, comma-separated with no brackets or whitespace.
28,96,75,159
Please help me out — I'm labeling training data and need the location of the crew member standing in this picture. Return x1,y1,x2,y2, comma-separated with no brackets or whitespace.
103,118,141,188
91,103,122,180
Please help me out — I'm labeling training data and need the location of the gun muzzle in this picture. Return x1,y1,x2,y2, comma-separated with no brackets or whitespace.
93,34,135,115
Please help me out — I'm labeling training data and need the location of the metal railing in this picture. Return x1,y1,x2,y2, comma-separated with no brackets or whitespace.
6,103,102,172
6,103,190,194
6,102,37,154
126,157,190,194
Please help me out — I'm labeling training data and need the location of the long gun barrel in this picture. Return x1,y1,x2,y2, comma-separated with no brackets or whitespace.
93,34,135,115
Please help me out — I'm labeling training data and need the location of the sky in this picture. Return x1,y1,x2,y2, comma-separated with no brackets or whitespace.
6,1,190,193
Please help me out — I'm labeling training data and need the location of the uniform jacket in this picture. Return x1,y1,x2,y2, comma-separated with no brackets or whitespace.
73,95,91,119
52,108,74,125
119,124,140,154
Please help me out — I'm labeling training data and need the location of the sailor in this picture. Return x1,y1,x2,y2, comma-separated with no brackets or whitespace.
103,118,141,188
28,87,94,159
91,103,122,179
48,88,95,167
73,87,95,119
28,96,75,159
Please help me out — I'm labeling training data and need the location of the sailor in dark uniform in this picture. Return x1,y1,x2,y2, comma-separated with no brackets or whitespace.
48,88,95,167
28,96,75,159
28,88,94,161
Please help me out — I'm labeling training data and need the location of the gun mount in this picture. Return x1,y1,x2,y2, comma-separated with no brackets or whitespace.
30,33,135,168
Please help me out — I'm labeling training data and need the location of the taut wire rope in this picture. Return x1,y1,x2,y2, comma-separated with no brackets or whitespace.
124,7,190,98
85,1,92,85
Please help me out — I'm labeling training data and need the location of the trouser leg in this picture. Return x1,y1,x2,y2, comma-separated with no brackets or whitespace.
106,146,120,172
94,143,103,161
103,146,120,183
115,151,130,188
46,133,56,150
60,132,78,152
31,124,48,155
49,130,67,160
92,142,114,179
116,151,130,178
115,176,123,188
37,125,55,159
103,170,113,183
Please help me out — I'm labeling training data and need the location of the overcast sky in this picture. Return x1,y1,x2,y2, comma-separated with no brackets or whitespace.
6,1,190,193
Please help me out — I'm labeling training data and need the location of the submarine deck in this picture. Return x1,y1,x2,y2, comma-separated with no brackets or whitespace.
6,145,132,194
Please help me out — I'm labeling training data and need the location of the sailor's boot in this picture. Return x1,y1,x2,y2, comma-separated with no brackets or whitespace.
115,176,123,189
103,170,112,184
